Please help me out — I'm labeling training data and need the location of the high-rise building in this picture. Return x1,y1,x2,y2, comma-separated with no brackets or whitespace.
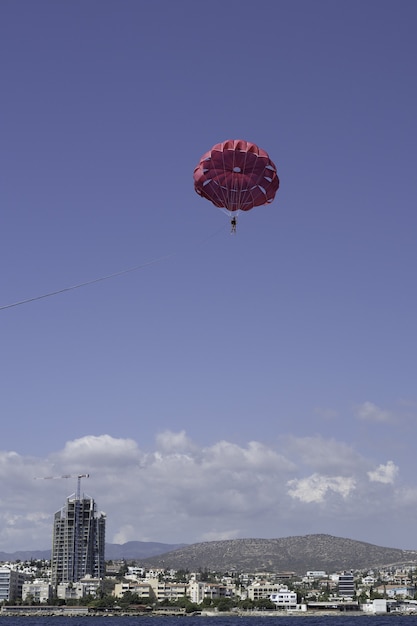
51,494,106,588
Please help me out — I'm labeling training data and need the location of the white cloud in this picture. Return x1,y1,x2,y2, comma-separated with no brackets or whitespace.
202,439,295,473
394,486,417,506
287,474,356,503
112,524,137,545
355,401,392,422
285,435,363,474
58,434,140,466
368,460,399,484
155,430,195,453
0,432,414,552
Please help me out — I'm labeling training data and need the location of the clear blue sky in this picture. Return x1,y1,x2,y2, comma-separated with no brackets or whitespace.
1,0,417,553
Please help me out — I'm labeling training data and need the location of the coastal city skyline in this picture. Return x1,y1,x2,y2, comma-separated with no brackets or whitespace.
2,0,417,553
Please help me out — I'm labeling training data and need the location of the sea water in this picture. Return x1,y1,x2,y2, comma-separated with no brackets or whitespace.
0,616,410,626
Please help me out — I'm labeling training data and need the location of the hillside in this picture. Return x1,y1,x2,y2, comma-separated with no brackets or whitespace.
3,535,417,574
0,541,185,563
104,541,186,560
141,534,417,575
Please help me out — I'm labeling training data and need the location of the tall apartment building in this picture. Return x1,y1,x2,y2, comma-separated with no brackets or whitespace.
51,494,106,587
0,567,27,602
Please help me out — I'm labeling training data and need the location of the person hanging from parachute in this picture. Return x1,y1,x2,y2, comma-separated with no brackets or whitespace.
193,139,279,232
230,215,237,234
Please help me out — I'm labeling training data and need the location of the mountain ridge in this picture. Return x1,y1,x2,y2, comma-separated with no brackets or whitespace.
141,534,417,575
0,541,186,563
2,535,417,575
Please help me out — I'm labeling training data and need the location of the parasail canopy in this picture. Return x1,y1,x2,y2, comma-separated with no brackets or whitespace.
193,139,279,214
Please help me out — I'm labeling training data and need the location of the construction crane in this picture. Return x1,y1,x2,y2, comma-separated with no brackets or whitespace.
34,473,89,500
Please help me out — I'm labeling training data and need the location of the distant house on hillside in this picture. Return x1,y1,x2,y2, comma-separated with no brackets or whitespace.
374,584,416,599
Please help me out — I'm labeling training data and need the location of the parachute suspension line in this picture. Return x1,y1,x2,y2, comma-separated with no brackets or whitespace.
235,143,250,213
226,143,263,228
231,144,259,234
237,145,262,212
230,147,242,234
0,225,227,312
222,145,241,233
203,148,233,225
199,150,228,213
207,177,227,214
206,147,229,211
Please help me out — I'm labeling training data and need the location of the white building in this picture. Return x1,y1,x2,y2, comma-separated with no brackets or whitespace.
127,566,145,578
247,582,282,601
188,580,233,604
362,599,388,614
79,575,103,597
148,578,187,602
270,587,299,610
113,581,153,600
0,567,27,602
306,571,327,578
22,580,52,603
57,582,86,600
188,581,205,604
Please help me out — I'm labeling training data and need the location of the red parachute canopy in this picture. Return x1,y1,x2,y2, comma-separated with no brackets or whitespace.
193,139,279,213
